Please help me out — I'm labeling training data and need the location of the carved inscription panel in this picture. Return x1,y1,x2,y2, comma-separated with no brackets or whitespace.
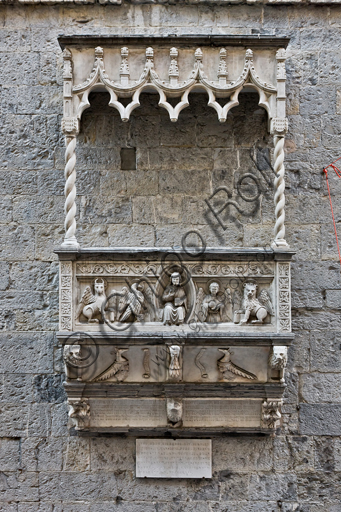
88,398,263,429
136,439,212,478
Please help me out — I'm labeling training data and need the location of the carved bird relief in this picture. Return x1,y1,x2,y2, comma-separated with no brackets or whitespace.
93,348,129,382
217,348,257,381
117,282,145,322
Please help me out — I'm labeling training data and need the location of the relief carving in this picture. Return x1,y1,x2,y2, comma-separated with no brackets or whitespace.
68,399,90,430
168,345,182,381
269,346,288,383
195,281,232,323
166,398,183,428
116,282,146,322
234,282,273,325
94,348,129,382
142,348,151,379
76,278,107,324
262,399,282,429
217,348,257,381
162,272,187,326
195,348,208,379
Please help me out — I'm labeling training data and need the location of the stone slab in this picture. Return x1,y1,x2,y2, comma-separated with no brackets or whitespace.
88,398,262,429
90,398,167,428
183,399,261,427
136,439,212,478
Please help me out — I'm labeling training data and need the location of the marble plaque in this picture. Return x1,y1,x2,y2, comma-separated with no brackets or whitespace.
90,398,167,428
136,439,212,478
183,399,261,427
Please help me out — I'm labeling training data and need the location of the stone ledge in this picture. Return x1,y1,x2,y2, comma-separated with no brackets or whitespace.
3,0,341,5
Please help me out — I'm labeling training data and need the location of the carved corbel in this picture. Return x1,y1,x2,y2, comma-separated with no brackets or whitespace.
167,345,182,382
68,399,90,430
166,398,183,428
262,399,282,429
269,346,288,383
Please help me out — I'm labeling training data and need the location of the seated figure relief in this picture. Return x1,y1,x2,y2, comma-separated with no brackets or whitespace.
162,272,187,326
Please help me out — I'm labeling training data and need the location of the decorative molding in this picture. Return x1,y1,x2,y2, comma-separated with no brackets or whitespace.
61,46,284,125
59,261,72,331
277,263,291,332
76,262,275,277
58,35,290,50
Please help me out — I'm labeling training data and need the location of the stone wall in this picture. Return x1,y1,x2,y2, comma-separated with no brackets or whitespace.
1,2,341,510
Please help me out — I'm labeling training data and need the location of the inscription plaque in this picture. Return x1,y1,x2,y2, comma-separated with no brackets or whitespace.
136,439,212,478
183,399,261,427
90,398,166,428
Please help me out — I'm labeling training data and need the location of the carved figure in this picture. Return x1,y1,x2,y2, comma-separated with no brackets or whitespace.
262,399,282,429
142,348,151,379
162,272,187,326
75,278,107,323
234,282,273,325
217,348,257,380
68,399,90,430
269,346,288,383
195,348,208,378
118,282,145,322
168,345,182,380
196,282,232,323
166,398,183,428
94,348,129,382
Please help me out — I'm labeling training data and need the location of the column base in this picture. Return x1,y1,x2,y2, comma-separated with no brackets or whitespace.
61,238,80,250
271,239,290,250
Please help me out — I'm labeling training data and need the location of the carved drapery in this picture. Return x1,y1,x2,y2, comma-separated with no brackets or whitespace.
60,38,289,249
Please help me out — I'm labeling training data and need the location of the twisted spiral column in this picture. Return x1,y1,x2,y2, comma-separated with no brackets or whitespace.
272,135,288,248
61,135,79,248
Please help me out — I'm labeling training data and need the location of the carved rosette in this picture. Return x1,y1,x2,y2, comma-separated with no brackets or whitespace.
68,399,90,429
262,399,282,429
277,263,291,332
60,262,72,331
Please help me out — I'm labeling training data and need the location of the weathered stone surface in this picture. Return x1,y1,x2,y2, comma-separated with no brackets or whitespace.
0,1,340,509
299,404,341,435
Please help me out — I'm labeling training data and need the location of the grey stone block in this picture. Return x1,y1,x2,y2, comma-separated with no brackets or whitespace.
326,289,341,309
0,439,20,472
310,330,341,372
64,437,90,472
301,373,341,403
0,225,35,261
274,435,314,472
0,333,53,374
213,437,273,472
90,438,135,471
299,404,341,435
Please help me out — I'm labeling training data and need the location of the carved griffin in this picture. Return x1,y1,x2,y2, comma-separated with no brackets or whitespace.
75,278,107,324
234,282,273,325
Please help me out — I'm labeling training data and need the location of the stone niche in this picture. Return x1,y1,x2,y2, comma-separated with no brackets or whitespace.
57,35,292,436
57,247,293,435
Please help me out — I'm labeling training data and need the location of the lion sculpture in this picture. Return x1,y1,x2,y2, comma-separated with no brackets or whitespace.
235,282,273,325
